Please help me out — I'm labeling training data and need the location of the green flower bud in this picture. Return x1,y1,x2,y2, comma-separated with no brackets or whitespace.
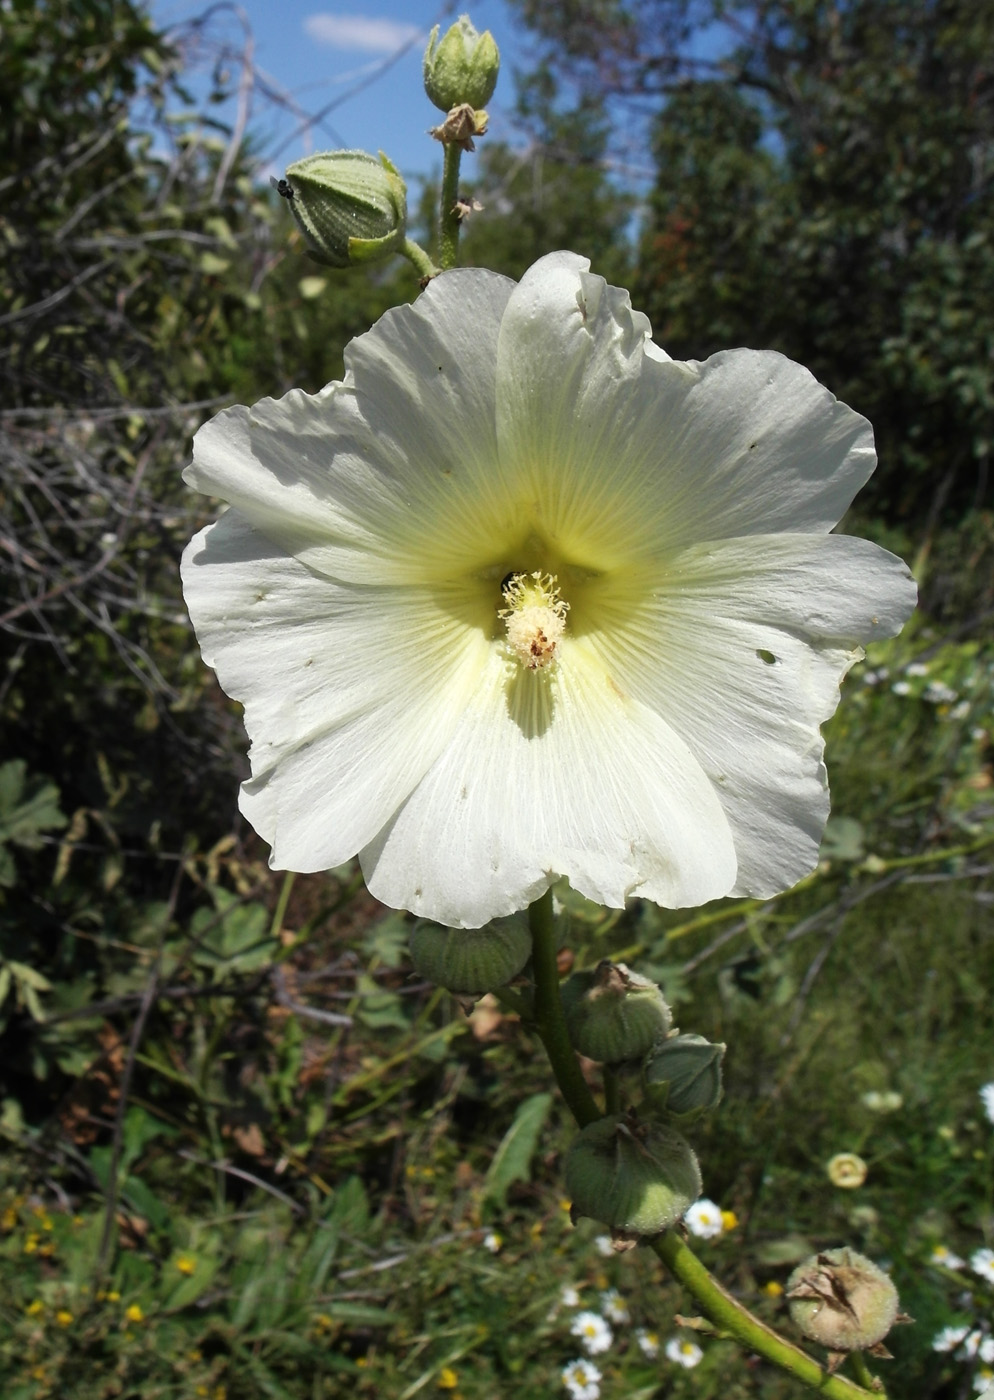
565,1112,701,1236
643,1033,726,1123
787,1248,904,1356
560,962,671,1064
409,913,530,994
283,150,406,268
423,15,499,113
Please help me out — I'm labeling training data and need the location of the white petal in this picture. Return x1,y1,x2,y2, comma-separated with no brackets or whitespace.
360,644,737,927
493,254,876,571
184,268,515,583
587,534,916,895
181,510,489,870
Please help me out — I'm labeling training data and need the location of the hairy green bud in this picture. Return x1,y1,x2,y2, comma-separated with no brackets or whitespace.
409,913,531,995
283,150,406,268
423,15,499,113
565,1112,701,1236
787,1248,907,1357
560,961,672,1064
643,1033,725,1123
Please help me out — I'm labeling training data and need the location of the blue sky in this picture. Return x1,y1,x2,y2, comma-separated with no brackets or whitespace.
150,0,530,184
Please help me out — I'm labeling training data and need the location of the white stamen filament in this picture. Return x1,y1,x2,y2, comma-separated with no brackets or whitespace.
499,571,569,670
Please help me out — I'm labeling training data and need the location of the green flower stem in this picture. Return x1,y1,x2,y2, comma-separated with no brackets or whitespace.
527,890,600,1128
402,237,440,281
438,142,463,270
849,1351,885,1395
527,890,875,1399
653,1232,873,1397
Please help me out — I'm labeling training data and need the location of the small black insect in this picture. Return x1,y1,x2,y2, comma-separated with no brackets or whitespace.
499,571,517,595
270,176,295,201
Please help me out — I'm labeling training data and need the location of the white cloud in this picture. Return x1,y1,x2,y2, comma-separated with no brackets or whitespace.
303,13,425,52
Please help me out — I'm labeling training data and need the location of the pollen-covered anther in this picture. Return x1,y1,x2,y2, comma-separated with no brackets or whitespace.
499,571,569,671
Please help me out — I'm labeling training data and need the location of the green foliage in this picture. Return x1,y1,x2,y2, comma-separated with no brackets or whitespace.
0,761,65,891
448,67,633,283
507,0,994,529
1,5,993,1399
483,1092,553,1208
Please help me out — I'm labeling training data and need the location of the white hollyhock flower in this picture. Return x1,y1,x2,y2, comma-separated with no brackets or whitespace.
181,251,916,928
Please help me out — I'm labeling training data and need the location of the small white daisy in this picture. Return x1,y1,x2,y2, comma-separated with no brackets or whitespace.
930,1244,966,1270
665,1335,704,1368
959,1331,984,1359
980,1083,994,1125
975,1368,994,1397
891,680,911,695
933,1324,970,1352
971,1248,994,1284
594,1234,614,1258
981,1338,994,1364
571,1311,613,1356
599,1288,630,1324
561,1358,601,1400
905,662,929,677
951,699,971,720
862,1090,903,1112
924,680,958,704
683,1198,724,1239
635,1327,660,1359
561,1285,582,1308
483,1230,502,1253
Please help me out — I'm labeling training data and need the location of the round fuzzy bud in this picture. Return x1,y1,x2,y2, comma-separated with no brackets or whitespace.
643,1034,725,1124
283,150,406,268
423,15,499,113
565,1112,701,1236
560,962,672,1064
409,914,531,994
787,1248,900,1353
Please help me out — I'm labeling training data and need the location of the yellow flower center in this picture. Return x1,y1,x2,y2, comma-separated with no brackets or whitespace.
499,571,569,670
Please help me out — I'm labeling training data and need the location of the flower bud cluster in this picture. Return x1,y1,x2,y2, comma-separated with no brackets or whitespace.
555,961,728,1240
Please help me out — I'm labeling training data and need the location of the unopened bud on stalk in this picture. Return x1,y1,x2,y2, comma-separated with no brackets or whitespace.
560,961,671,1064
283,150,406,268
423,15,499,112
565,1111,701,1236
643,1033,725,1123
409,913,531,994
787,1247,911,1364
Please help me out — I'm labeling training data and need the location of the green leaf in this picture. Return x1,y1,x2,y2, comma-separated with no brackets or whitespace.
0,761,65,885
483,1092,553,1208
